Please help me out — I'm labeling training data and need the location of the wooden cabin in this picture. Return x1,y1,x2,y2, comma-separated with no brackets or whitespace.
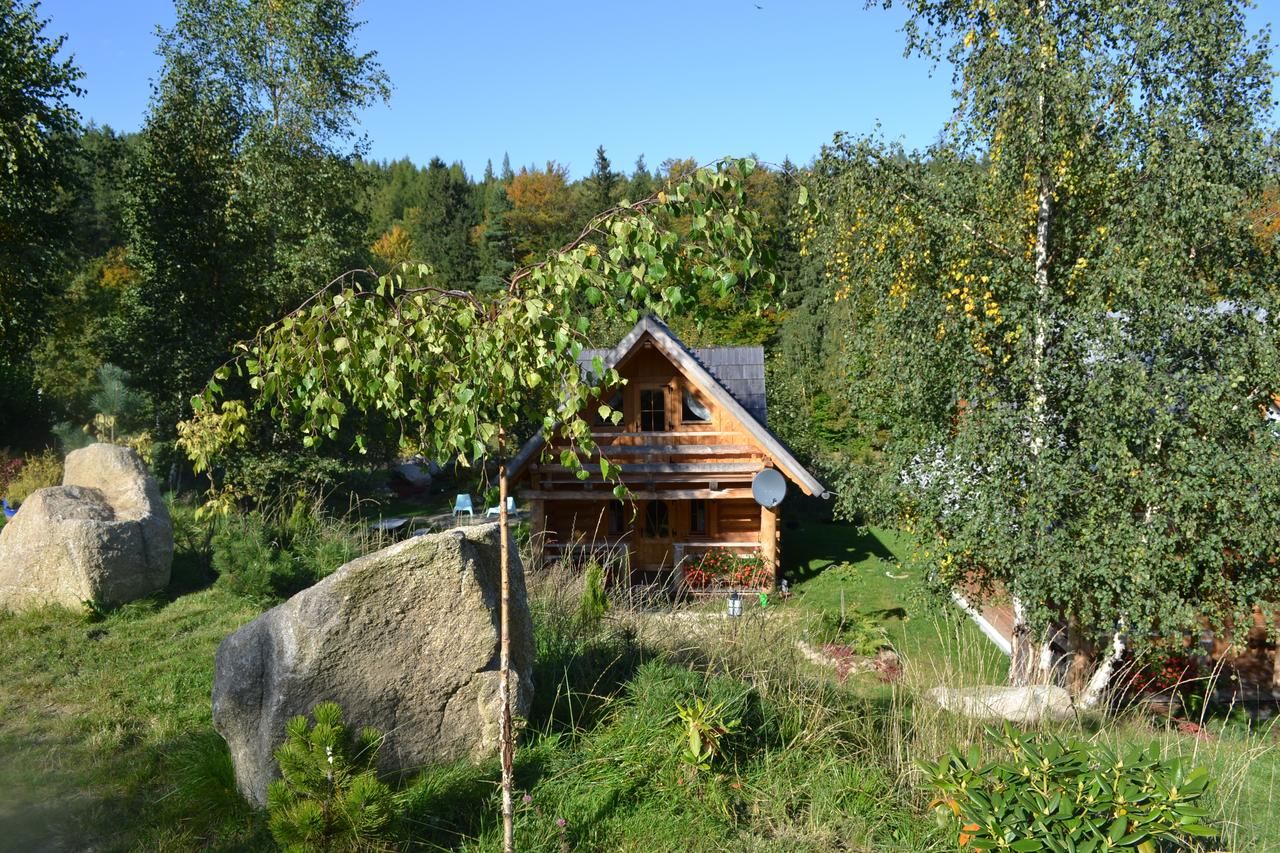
510,316,828,587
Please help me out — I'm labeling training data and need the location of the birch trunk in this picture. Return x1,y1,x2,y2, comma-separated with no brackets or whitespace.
498,464,514,853
1078,629,1126,709
1012,0,1056,689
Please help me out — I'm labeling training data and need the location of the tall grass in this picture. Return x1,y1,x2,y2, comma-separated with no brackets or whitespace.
3,508,1277,850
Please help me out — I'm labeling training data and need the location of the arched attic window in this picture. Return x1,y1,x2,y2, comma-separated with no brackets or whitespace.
681,389,712,424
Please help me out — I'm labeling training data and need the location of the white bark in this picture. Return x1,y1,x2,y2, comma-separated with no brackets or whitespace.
1078,629,1126,709
498,464,514,853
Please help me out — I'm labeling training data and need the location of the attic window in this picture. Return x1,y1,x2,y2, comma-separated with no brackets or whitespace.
640,389,666,431
681,390,712,423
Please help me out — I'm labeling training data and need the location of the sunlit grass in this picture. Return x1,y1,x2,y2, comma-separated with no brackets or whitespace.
1,507,1276,850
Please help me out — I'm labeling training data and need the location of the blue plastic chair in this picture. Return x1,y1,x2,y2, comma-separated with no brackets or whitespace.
2,498,16,519
485,496,517,518
453,494,474,519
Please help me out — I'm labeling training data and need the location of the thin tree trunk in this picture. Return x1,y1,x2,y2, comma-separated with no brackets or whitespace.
1014,1,1056,691
498,463,514,853
1009,597,1039,686
1078,628,1125,709
1066,616,1093,695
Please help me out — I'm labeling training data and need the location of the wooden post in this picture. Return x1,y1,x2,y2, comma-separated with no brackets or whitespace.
528,498,546,568
760,504,779,587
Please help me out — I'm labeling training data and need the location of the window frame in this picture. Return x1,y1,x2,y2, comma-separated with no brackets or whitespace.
690,499,708,535
639,387,667,432
608,501,626,536
680,388,713,425
643,500,670,538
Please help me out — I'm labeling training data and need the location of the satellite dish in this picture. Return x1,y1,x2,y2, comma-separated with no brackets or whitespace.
751,468,787,508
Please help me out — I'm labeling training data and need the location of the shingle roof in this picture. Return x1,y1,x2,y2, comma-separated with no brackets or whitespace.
578,344,768,425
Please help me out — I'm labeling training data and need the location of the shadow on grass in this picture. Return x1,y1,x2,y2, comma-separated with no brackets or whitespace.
784,521,898,584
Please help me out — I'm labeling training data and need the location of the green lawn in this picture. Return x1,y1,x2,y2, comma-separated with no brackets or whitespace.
1,508,1276,850
0,588,268,850
782,516,1008,683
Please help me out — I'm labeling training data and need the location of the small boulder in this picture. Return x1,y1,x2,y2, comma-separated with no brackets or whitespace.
0,444,172,611
929,684,1075,724
212,523,534,806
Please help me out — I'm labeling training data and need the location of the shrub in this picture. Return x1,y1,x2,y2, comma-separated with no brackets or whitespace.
4,449,62,504
685,550,772,589
922,722,1218,852
267,701,396,852
222,450,357,507
818,610,890,657
211,503,364,603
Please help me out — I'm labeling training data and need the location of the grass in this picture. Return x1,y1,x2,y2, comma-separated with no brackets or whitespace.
783,516,1008,684
1,506,1278,850
0,589,268,850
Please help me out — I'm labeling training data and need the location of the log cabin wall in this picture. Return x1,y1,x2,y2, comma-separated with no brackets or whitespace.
514,318,826,585
522,334,775,580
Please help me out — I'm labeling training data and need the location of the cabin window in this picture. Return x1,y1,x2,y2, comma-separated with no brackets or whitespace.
639,389,666,431
690,499,708,535
594,390,624,426
681,390,712,424
644,501,670,538
608,501,626,535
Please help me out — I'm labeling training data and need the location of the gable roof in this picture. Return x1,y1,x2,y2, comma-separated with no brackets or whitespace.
511,315,829,498
579,343,768,425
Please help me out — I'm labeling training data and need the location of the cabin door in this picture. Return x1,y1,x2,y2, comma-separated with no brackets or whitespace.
633,499,674,576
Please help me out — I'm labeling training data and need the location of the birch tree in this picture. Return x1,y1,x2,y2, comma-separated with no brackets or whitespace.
813,0,1280,693
181,159,782,850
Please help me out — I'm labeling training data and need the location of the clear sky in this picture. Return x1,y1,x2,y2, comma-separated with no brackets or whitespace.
36,0,1278,181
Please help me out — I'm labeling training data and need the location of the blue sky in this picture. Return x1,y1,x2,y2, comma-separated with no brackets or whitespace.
37,0,1277,180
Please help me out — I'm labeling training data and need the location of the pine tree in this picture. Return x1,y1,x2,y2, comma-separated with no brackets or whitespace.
266,702,395,852
586,144,621,214
404,157,478,287
629,154,655,200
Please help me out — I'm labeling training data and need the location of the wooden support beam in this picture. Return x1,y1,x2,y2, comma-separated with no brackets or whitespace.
535,462,763,475
517,488,755,501
760,504,779,585
542,444,761,457
590,431,736,440
535,473,755,487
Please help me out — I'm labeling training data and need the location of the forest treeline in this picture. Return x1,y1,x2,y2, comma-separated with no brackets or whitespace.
8,0,1280,684
6,118,844,468
2,0,849,495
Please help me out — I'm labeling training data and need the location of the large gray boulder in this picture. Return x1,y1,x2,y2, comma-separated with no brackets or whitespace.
929,684,1075,724
213,523,534,806
0,444,173,611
